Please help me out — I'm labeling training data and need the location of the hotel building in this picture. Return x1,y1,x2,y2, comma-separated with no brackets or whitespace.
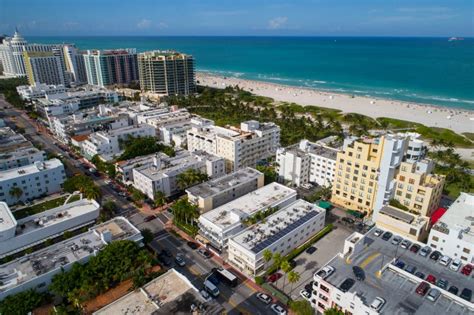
23,51,66,86
16,83,67,100
228,199,326,276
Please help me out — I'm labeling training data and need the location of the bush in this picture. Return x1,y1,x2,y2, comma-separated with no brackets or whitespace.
254,276,264,285
289,300,314,315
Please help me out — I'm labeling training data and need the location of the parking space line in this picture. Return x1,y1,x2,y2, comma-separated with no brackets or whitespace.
360,252,380,268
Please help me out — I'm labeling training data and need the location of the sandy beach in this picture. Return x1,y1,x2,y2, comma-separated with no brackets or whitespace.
197,73,474,135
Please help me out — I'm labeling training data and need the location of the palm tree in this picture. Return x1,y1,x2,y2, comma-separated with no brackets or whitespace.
84,186,101,201
280,260,292,289
287,270,301,294
272,252,282,269
9,186,23,201
154,190,166,208
263,249,273,269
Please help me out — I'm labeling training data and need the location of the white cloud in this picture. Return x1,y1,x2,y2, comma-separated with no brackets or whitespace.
137,19,152,29
268,17,288,30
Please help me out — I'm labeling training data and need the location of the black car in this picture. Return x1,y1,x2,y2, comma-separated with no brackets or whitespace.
340,278,356,292
404,265,417,274
414,271,426,280
448,286,459,295
381,231,393,241
207,273,220,286
187,241,199,250
352,266,365,281
306,246,317,254
461,288,472,302
158,254,172,267
429,250,442,261
161,248,172,257
342,217,355,225
304,281,314,291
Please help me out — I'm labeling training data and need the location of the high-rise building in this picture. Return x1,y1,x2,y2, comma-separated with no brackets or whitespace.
83,49,139,87
62,44,87,83
138,51,196,96
24,51,66,85
0,29,27,76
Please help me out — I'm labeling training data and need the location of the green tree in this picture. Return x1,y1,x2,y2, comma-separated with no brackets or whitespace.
324,308,344,315
9,186,23,201
83,185,101,201
256,165,278,185
263,249,273,268
280,259,292,289
287,270,301,293
131,188,146,205
0,289,46,315
177,168,209,190
289,300,315,315
272,252,282,271
172,197,199,226
141,228,154,245
153,190,167,208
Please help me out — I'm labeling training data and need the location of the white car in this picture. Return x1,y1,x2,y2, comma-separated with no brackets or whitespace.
370,297,386,311
374,229,383,237
270,304,287,315
200,290,211,302
400,239,411,249
256,292,272,305
300,289,311,300
450,258,462,271
316,265,335,279
439,255,451,266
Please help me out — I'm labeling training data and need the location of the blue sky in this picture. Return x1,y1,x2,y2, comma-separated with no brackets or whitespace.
1,0,473,37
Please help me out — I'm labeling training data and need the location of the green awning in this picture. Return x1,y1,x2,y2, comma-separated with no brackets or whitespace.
347,210,365,218
318,200,333,210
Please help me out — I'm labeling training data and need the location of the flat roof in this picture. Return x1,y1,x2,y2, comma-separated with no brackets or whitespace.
0,217,141,295
0,159,62,181
95,269,204,315
0,147,43,162
231,199,324,254
0,202,16,232
379,205,415,224
200,183,296,230
319,228,474,314
186,167,262,198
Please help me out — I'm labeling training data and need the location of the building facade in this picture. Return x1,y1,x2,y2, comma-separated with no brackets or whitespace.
0,147,46,171
24,51,66,86
138,51,196,96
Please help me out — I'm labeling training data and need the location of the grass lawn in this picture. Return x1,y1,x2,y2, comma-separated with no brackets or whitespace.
462,132,474,141
13,194,81,220
416,126,473,148
376,117,421,129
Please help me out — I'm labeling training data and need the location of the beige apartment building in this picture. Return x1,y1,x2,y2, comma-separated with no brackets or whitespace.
331,137,384,213
393,160,445,217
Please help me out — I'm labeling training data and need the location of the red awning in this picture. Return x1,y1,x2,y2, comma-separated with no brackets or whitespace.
431,207,447,224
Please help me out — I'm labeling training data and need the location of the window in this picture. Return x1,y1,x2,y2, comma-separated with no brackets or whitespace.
399,176,405,182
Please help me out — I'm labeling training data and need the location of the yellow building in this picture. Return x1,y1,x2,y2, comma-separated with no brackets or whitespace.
393,160,445,217
375,205,430,241
331,137,384,213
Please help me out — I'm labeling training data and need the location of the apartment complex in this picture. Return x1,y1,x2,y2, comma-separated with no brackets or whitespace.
83,49,139,87
0,198,100,257
115,153,167,183
198,183,297,250
428,193,474,263
188,120,280,171
23,51,66,85
0,217,143,300
0,147,46,171
132,150,225,199
17,83,67,100
228,200,326,276
81,124,155,160
311,229,474,314
186,167,264,213
0,29,28,76
138,51,196,96
276,139,339,187
0,159,66,205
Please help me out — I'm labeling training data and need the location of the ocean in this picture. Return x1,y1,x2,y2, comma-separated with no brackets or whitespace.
28,36,474,110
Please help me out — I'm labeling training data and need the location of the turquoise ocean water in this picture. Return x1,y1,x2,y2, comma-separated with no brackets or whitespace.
29,36,474,110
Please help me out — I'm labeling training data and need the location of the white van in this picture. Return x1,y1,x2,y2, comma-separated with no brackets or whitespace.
203,280,220,297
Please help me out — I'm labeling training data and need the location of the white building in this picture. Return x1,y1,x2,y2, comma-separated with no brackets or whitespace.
81,124,156,160
0,159,66,205
0,217,143,300
276,139,339,187
115,152,167,184
228,199,326,276
24,51,66,86
132,150,225,199
0,197,100,258
0,29,28,77
16,83,67,101
428,192,474,264
137,108,191,130
188,120,280,171
198,183,297,250
160,122,191,148
186,167,265,213
0,147,46,171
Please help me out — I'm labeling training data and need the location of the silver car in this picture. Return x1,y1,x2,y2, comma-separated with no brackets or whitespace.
427,288,441,302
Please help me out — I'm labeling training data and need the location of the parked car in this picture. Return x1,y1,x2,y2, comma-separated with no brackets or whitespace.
161,248,172,257
341,217,355,225
427,288,441,302
415,271,426,280
429,251,442,261
187,241,199,250
304,281,314,291
306,246,317,254
267,272,283,283
419,246,432,257
256,292,272,305
316,266,335,279
370,297,386,311
374,229,383,237
450,258,462,271
400,239,412,249
144,215,156,222
158,254,172,267
198,248,212,259
461,264,473,276
426,274,436,284
270,304,287,315
436,278,448,290
339,278,356,293
175,255,186,267
461,288,472,302
439,255,451,266
416,282,430,296
352,266,365,281
391,236,402,245
404,265,417,274
381,231,393,241
448,286,459,295
394,259,406,269
300,289,311,300
200,290,211,302
409,244,421,253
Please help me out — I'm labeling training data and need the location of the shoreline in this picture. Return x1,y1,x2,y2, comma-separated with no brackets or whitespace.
196,72,474,134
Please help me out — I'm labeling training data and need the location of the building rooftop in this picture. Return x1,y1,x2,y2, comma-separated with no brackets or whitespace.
200,183,296,230
0,127,31,152
94,269,205,315
186,167,262,198
0,147,43,162
0,217,141,295
0,202,16,233
432,192,474,244
318,228,474,314
0,159,63,181
232,200,324,254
